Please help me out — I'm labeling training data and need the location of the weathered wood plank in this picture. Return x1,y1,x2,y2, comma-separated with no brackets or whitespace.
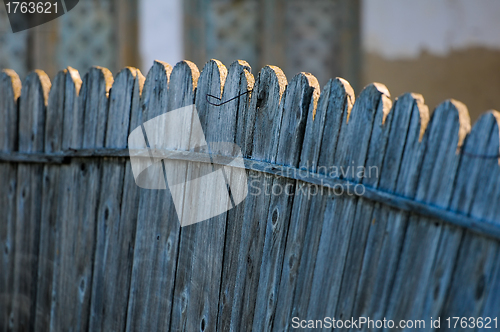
11,70,51,331
300,83,391,327
215,60,256,332
48,67,81,332
219,65,286,331
437,112,500,330
51,67,113,332
480,198,500,331
34,68,78,331
407,112,494,322
115,67,146,331
348,94,429,325
170,59,233,332
272,78,354,331
384,99,471,324
251,72,318,332
0,69,21,332
89,67,144,332
125,60,174,332
148,60,197,331
334,93,427,330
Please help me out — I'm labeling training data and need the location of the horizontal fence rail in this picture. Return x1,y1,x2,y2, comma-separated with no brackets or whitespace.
1,148,500,241
1,60,500,331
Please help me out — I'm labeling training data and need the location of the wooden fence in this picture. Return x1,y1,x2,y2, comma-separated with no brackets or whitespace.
0,59,499,332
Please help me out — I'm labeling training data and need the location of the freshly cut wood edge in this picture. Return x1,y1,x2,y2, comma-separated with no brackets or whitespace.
301,72,320,120
123,67,146,95
445,99,471,152
134,69,146,96
236,60,255,92
153,59,173,83
1,69,22,101
178,60,200,89
207,59,228,97
372,82,392,125
124,66,138,77
346,82,390,125
136,70,145,95
67,66,82,96
336,77,355,123
92,66,114,97
408,93,430,142
33,69,52,106
266,65,287,101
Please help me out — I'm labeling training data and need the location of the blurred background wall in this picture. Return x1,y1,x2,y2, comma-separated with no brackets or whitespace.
1,0,499,121
363,0,500,123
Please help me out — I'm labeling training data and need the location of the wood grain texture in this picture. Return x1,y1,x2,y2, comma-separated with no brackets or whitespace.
384,99,471,325
11,70,51,331
125,60,174,332
150,60,197,331
47,67,81,332
170,59,231,332
89,67,143,332
477,113,500,330
333,93,427,332
215,60,255,332
303,83,391,327
34,68,77,332
251,72,317,332
0,69,21,332
348,94,429,326
51,67,113,332
273,78,353,331
45,67,81,332
438,112,500,330
221,65,287,332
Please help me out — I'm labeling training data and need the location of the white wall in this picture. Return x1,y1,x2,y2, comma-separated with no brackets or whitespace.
139,0,183,74
362,0,500,60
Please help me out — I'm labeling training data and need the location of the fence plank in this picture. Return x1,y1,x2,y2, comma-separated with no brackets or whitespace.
89,67,144,331
303,83,391,324
188,59,251,332
272,78,354,331
152,60,198,330
215,60,255,332
335,93,428,329
113,66,147,331
411,111,494,322
384,99,471,324
437,112,500,328
170,59,231,332
53,67,113,332
11,70,51,331
0,69,21,332
252,72,318,332
48,67,81,332
34,68,76,331
348,94,429,324
221,65,287,331
477,113,500,330
125,60,173,332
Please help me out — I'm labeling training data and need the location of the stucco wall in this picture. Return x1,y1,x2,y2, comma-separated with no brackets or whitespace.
362,0,500,121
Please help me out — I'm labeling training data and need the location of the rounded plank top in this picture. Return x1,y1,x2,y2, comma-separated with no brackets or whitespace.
0,69,22,152
19,70,51,153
